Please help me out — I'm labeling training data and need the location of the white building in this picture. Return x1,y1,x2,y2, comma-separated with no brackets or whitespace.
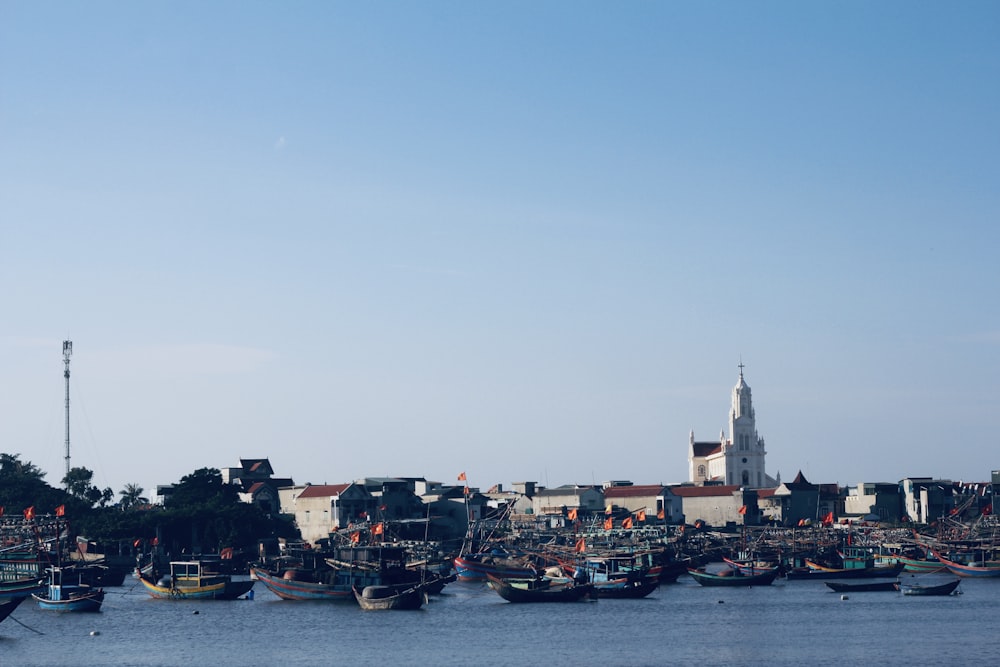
688,363,775,489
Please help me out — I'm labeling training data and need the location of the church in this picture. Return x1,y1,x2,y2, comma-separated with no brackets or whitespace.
688,364,778,489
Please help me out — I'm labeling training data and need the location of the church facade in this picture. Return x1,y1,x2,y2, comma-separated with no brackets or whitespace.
688,364,776,489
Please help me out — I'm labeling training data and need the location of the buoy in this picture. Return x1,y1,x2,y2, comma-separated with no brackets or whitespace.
717,600,724,604
90,631,100,636
192,610,200,615
841,595,848,600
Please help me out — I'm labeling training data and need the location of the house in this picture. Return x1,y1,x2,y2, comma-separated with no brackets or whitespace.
602,484,681,524
758,471,819,526
288,483,372,545
530,485,604,517
845,482,902,522
221,458,294,514
900,478,955,524
669,484,759,527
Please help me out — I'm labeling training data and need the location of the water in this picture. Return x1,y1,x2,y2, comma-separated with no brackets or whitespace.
2,574,997,667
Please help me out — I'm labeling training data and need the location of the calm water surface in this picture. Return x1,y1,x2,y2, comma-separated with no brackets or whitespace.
1,573,996,667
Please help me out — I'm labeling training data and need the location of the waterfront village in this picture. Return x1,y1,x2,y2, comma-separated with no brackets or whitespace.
160,365,1000,547
3,364,999,611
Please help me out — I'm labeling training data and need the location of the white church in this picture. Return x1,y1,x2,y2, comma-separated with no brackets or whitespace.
688,363,778,489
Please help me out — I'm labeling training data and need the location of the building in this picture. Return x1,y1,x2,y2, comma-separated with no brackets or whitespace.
287,483,372,544
669,484,759,527
529,485,604,517
688,364,776,488
845,482,902,522
758,471,819,526
603,484,679,523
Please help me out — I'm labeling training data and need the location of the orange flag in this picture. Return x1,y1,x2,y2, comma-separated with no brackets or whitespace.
457,472,467,481
463,486,470,495
23,506,35,521
637,510,646,522
55,504,66,517
605,504,612,515
574,538,586,553
372,522,384,535
567,509,578,521
657,508,665,520
603,517,613,530
738,505,747,515
622,516,633,529
350,531,361,543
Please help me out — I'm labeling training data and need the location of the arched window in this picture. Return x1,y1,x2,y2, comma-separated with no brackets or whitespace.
697,465,706,479
742,470,750,486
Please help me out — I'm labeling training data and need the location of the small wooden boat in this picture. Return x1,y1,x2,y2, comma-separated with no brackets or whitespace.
898,579,961,596
825,580,898,593
32,567,105,612
353,584,426,610
591,574,659,599
723,557,781,576
786,561,905,580
140,561,254,600
688,567,778,587
454,551,539,582
0,594,27,625
487,574,594,603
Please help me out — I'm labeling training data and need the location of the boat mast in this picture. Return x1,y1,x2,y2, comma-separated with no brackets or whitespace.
63,340,72,479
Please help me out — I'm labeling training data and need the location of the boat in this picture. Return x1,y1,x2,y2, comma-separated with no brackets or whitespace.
929,550,1000,578
723,557,781,576
0,594,27,625
253,545,450,602
353,583,427,610
895,554,947,573
591,574,659,599
0,576,45,602
486,574,594,603
898,578,961,596
32,567,105,612
453,550,540,582
825,580,898,593
139,561,254,600
786,561,905,580
688,567,778,587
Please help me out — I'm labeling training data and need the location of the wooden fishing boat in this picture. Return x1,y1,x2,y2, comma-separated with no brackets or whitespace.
486,574,594,603
825,580,898,593
687,567,778,587
454,551,539,582
139,561,254,600
0,576,45,602
723,557,781,576
353,583,427,610
786,561,904,580
895,554,947,573
32,567,105,612
898,578,961,596
929,551,1000,578
0,594,27,625
591,574,659,599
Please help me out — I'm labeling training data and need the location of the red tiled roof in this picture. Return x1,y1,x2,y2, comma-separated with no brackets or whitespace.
669,485,741,498
756,488,776,498
297,484,351,498
604,485,666,498
691,441,721,457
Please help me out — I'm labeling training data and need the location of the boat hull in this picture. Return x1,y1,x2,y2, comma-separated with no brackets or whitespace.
251,567,353,601
688,568,778,587
353,584,426,610
487,575,594,603
825,581,897,593
454,554,537,582
899,579,961,596
33,588,105,612
0,595,27,624
139,576,254,600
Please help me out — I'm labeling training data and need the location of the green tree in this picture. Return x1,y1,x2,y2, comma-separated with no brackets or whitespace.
119,483,147,510
63,466,115,508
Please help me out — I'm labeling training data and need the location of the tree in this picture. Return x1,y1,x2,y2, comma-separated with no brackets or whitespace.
119,483,147,511
63,466,115,508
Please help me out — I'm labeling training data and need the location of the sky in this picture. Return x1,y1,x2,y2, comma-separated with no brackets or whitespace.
2,2,999,502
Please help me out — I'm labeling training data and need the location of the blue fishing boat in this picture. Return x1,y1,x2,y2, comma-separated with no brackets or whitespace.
32,567,104,612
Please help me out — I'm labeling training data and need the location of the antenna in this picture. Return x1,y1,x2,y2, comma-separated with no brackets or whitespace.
63,340,73,479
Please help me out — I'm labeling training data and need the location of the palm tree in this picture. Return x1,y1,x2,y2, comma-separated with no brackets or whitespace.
119,483,147,511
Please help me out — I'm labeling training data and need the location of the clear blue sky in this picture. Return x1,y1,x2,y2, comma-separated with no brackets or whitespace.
2,2,998,500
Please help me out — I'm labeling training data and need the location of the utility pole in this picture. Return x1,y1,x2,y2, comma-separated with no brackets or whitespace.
63,340,73,479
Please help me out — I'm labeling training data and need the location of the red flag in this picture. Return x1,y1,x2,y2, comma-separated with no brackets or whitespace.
379,504,387,511
983,504,993,516
0,506,5,517
55,505,66,517
567,509,578,521
372,522,384,535
23,506,35,521
463,486,470,495
358,510,368,519
738,505,747,515
457,472,467,481
822,511,834,525
622,516,633,529
133,538,142,548
603,517,613,530
351,531,361,544
637,510,646,522
220,547,234,560
574,538,586,553
151,537,159,546
657,508,665,520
